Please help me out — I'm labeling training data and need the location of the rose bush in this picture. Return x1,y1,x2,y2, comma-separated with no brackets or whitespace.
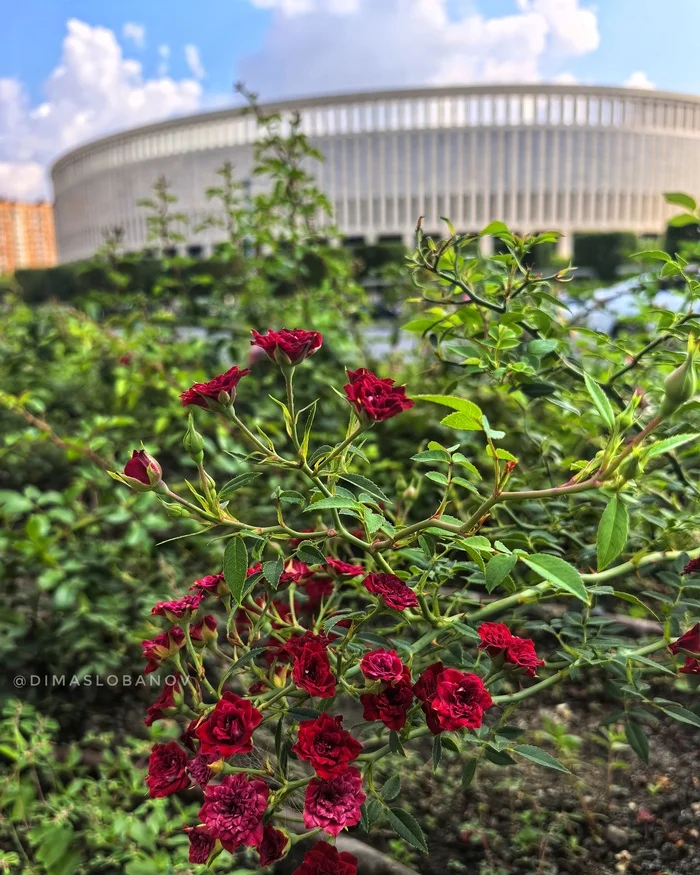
117,222,700,869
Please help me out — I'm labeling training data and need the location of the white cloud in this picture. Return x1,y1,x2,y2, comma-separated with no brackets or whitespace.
122,22,145,49
624,70,655,90
185,44,206,80
157,44,170,76
553,71,578,84
0,19,203,199
239,0,600,98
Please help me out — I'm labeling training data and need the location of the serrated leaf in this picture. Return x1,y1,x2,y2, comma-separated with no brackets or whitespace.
624,720,649,764
386,808,429,853
432,735,442,771
295,541,326,566
339,473,391,504
218,472,261,500
263,558,284,590
484,745,516,766
304,496,361,512
413,394,483,421
462,757,478,788
521,553,589,604
381,775,401,802
513,744,570,773
645,433,700,459
596,495,629,571
485,554,517,593
412,449,451,463
653,699,700,728
223,538,249,606
583,373,615,431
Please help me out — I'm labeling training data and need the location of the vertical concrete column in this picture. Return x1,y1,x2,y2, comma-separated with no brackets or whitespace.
478,235,494,257
556,233,573,260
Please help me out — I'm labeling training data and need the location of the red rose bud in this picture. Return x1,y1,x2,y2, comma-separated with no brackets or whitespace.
303,768,366,836
256,824,289,867
151,592,205,623
190,615,218,648
144,675,183,726
251,328,323,366
362,572,419,611
660,337,697,418
682,557,700,576
669,623,700,656
198,773,268,850
142,627,185,674
146,741,189,798
294,842,358,875
122,449,162,491
325,557,365,576
184,826,216,865
291,712,362,778
360,648,405,684
180,365,250,409
343,368,414,422
190,571,228,597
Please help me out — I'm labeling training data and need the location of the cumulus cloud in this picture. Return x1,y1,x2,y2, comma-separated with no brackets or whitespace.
239,0,600,98
185,44,206,80
122,22,146,48
624,70,655,90
0,19,203,199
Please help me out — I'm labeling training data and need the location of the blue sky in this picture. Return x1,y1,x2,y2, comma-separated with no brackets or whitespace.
2,0,700,198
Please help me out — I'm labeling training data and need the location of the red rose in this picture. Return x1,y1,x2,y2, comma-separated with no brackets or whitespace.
292,713,362,778
360,649,405,684
195,691,263,757
146,742,189,798
251,328,323,365
680,657,700,674
190,615,217,647
293,841,358,875
325,557,364,576
292,641,337,699
144,675,181,726
281,559,314,585
416,666,492,734
682,557,700,575
477,622,514,656
184,826,215,864
506,636,545,676
303,767,366,836
187,752,220,787
362,573,418,611
190,571,228,596
256,824,289,867
151,592,205,623
180,365,250,408
669,623,700,656
142,627,185,674
123,449,162,490
343,368,414,422
199,773,269,849
360,679,414,731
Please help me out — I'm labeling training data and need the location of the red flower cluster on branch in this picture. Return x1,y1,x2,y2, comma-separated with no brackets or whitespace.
251,328,323,365
180,366,250,408
344,368,414,421
478,622,545,676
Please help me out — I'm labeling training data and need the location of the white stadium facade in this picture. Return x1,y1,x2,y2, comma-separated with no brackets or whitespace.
51,84,700,264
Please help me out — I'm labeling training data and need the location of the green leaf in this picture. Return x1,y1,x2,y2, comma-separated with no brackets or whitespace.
304,496,361,512
645,433,700,459
668,213,699,228
484,745,516,766
612,590,659,620
653,699,700,728
596,495,629,571
664,191,697,211
432,734,442,771
631,248,672,262
624,720,649,764
295,541,326,566
528,339,558,357
513,744,570,773
339,473,391,504
441,411,483,432
263,558,284,590
481,220,509,236
485,554,518,593
386,808,429,853
223,537,249,606
218,472,261,500
412,449,451,463
413,394,483,421
381,775,401,802
583,373,615,431
462,757,478,788
520,553,590,604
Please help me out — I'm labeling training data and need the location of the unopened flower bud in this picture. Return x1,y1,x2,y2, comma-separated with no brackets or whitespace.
183,413,205,463
162,502,191,519
122,449,162,491
217,389,231,406
190,615,217,648
660,339,697,418
616,388,644,431
402,484,418,500
614,451,642,487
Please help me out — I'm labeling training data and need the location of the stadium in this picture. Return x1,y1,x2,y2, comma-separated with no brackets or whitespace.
51,83,700,264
